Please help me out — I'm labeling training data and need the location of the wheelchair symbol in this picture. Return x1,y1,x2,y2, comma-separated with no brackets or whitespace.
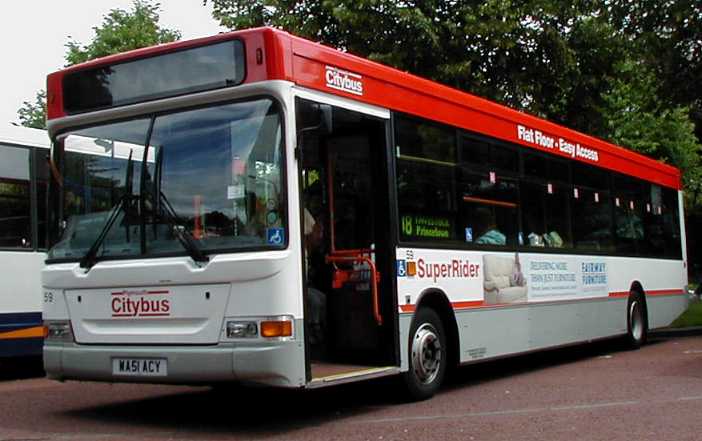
397,260,407,277
267,228,284,245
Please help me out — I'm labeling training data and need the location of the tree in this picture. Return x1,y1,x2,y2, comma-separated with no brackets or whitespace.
64,0,180,66
16,0,180,129
607,0,702,137
206,1,629,131
206,1,701,202
17,90,46,129
601,60,702,207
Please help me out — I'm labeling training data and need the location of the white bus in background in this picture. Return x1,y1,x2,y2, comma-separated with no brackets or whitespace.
0,125,49,358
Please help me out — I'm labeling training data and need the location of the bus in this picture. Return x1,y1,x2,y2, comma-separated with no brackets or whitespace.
1,124,48,359
42,27,688,399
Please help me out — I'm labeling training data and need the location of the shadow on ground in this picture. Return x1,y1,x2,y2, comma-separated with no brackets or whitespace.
0,356,44,381
58,338,649,438
445,337,665,391
64,379,403,438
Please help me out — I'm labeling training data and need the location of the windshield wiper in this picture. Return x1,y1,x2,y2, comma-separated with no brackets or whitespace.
145,146,207,263
81,139,207,267
156,189,209,263
151,147,163,238
80,150,135,269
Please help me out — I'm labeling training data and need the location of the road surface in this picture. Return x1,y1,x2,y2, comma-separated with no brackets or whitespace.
1,336,701,440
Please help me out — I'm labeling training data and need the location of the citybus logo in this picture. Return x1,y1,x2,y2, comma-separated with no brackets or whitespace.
325,66,364,96
111,290,171,318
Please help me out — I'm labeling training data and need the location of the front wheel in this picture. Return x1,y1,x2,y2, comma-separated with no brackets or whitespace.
626,292,648,349
403,307,447,400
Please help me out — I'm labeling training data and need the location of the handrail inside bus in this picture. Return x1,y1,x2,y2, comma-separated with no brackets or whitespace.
325,249,383,326
462,195,518,209
397,154,456,168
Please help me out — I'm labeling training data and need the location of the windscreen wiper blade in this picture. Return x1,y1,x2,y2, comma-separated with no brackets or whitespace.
80,150,135,269
157,190,209,263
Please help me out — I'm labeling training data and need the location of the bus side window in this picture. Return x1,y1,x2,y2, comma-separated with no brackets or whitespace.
613,174,645,255
572,163,614,252
662,187,682,259
0,144,32,249
395,115,457,242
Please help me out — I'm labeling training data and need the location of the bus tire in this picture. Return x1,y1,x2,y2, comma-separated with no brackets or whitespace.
403,307,447,401
626,291,648,349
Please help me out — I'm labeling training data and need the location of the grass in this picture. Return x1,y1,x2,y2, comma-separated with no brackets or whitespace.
670,298,702,328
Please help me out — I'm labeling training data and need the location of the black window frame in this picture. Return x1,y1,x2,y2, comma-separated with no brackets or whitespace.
63,39,248,115
392,111,684,260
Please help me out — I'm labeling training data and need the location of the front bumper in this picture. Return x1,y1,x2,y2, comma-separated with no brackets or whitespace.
44,338,306,388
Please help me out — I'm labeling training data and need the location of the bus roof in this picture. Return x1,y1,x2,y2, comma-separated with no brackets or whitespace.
0,124,49,149
46,27,681,189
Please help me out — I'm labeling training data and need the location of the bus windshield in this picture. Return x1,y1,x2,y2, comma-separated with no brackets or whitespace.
48,98,286,261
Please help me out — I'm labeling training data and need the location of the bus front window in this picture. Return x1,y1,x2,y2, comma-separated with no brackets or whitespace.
144,99,285,255
48,98,285,262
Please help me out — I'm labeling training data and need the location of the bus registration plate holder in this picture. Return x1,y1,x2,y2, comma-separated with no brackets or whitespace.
112,358,168,377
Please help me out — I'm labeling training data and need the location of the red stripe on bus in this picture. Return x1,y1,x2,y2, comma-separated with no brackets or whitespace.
401,288,686,313
608,292,630,298
452,301,486,309
401,300,484,313
646,289,686,296
609,289,685,298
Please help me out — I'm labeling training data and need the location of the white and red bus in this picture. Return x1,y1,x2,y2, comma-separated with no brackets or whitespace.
42,28,688,399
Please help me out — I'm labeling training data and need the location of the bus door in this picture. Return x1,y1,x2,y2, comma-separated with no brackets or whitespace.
297,98,398,378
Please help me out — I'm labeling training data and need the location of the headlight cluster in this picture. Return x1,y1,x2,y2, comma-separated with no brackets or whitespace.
43,320,74,343
224,316,294,340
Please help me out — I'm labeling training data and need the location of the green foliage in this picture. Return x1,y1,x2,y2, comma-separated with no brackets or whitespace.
65,0,180,66
607,0,702,142
207,0,702,211
671,300,702,328
206,1,630,130
17,0,180,129
17,90,47,129
602,60,702,207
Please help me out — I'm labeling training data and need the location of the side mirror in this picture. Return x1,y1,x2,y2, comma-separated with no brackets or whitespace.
297,100,333,136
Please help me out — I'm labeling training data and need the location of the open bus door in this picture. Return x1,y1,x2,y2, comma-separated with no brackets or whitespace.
297,98,399,383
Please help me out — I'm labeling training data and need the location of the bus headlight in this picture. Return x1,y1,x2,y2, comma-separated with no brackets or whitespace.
223,315,295,340
44,320,74,343
226,321,258,338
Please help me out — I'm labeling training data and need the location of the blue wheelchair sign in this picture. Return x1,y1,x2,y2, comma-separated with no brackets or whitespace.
397,260,407,277
266,228,285,245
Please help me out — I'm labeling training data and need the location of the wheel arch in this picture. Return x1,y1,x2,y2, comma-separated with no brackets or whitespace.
414,289,460,369
630,280,649,326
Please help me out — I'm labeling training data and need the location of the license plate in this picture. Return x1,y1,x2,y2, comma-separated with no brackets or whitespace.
112,358,167,377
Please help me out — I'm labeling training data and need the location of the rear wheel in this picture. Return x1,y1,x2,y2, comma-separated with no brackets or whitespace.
403,308,446,400
626,292,648,349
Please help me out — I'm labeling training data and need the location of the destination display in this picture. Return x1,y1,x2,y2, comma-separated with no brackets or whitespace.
400,215,453,240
